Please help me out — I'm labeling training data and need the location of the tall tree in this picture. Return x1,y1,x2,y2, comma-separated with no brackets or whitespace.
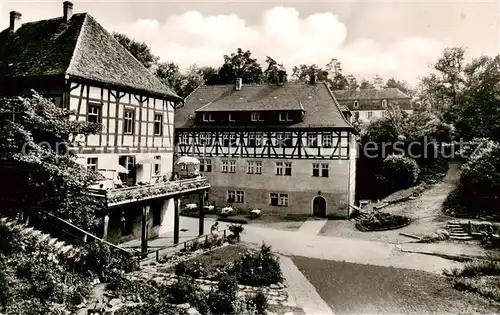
217,48,264,84
0,93,104,229
345,75,359,90
385,77,413,96
200,66,221,85
264,56,286,84
359,79,374,89
178,64,205,97
290,64,328,82
155,62,183,93
113,32,159,70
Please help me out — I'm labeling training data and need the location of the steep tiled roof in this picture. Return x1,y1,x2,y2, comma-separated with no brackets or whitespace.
195,84,305,112
176,82,354,130
333,88,410,100
0,13,182,101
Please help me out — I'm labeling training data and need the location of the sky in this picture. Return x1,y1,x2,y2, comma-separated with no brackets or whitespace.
0,0,499,86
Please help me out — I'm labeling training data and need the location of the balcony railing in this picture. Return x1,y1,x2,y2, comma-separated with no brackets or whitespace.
88,177,210,208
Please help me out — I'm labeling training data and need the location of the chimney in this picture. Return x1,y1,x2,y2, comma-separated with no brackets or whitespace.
63,1,73,21
9,11,22,33
235,78,242,91
277,70,286,85
309,74,316,84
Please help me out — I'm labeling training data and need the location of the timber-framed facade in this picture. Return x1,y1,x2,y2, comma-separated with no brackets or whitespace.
175,74,357,218
0,1,209,251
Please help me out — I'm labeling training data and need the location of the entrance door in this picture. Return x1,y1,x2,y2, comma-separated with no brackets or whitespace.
312,196,327,217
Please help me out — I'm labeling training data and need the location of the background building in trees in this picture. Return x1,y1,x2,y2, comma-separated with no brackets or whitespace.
333,87,413,123
174,74,357,218
0,1,209,244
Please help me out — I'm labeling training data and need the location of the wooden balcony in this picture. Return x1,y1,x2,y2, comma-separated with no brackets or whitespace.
88,177,210,208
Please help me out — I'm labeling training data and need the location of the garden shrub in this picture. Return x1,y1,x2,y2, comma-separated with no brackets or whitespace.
207,272,239,315
382,154,420,192
449,139,500,217
229,224,244,242
231,243,283,286
77,241,139,282
249,289,268,314
164,277,200,305
174,261,187,276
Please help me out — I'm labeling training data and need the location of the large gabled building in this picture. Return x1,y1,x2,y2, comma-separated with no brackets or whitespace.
333,88,413,123
0,1,210,248
174,74,357,218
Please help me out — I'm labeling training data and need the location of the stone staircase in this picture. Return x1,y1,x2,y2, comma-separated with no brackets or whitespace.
0,216,81,258
447,221,473,241
352,212,372,222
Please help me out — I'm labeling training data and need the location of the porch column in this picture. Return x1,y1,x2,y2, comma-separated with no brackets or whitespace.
198,191,205,236
141,205,149,258
173,197,180,245
102,213,109,240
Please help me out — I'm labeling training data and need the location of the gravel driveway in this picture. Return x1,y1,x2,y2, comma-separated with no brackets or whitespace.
319,162,460,243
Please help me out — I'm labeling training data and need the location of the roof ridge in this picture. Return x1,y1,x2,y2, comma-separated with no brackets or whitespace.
65,13,88,77
199,81,312,88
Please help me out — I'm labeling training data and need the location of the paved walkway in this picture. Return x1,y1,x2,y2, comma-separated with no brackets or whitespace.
397,242,487,259
241,224,460,274
279,255,334,315
297,218,328,235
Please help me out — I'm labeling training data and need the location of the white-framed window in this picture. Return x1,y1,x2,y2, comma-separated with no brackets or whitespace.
86,157,98,172
229,133,237,147
222,133,229,147
321,163,329,177
279,112,292,121
227,190,235,202
367,111,373,119
276,162,283,175
249,133,263,147
255,161,262,174
229,113,235,122
123,109,135,134
322,133,332,147
247,160,262,174
236,191,244,203
180,164,187,170
270,193,288,206
229,160,236,173
277,132,292,148
221,160,228,173
308,133,318,147
284,162,292,176
312,163,320,177
251,112,262,122
87,103,102,124
382,99,387,107
203,113,214,122
227,190,244,203
154,113,163,136
353,100,359,108
153,155,161,178
180,133,189,145
200,159,212,172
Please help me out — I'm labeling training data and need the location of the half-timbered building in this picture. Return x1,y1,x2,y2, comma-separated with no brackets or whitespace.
0,1,210,249
175,74,357,218
334,87,413,122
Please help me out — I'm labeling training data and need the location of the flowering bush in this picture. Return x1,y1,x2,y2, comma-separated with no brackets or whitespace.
231,243,283,287
357,211,411,231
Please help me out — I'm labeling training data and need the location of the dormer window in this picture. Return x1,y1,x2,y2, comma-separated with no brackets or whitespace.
251,112,262,122
353,101,359,108
203,113,214,122
382,99,387,107
229,113,235,122
279,112,292,122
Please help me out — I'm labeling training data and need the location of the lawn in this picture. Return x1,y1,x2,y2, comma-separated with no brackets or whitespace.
291,255,500,314
167,244,251,276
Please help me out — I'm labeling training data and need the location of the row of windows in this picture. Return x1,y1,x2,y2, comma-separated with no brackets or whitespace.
353,99,388,108
86,156,162,177
202,112,293,123
87,103,164,136
227,190,289,206
179,132,342,148
201,159,330,178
